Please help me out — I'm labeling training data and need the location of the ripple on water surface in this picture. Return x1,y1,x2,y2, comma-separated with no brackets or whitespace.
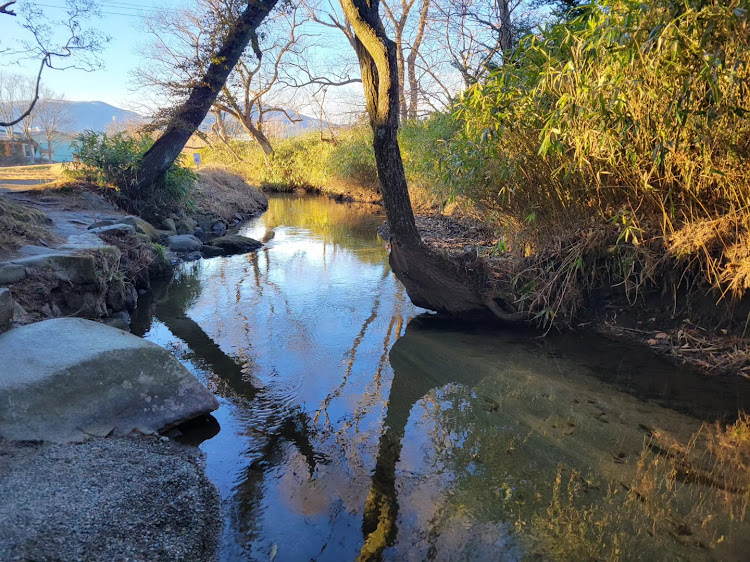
133,194,750,561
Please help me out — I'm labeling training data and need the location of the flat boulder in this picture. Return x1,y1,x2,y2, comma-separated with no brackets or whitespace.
8,254,96,284
0,318,219,443
167,234,203,253
0,264,26,285
209,234,262,255
89,223,136,236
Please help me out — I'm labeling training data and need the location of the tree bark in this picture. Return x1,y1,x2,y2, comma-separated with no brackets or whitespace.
339,0,501,321
135,0,279,192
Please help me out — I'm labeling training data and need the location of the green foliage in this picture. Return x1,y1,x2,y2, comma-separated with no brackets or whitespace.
201,127,378,191
70,131,149,188
448,0,750,235
69,131,196,217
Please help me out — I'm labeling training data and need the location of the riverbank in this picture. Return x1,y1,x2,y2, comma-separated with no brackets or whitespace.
379,213,750,378
0,167,271,560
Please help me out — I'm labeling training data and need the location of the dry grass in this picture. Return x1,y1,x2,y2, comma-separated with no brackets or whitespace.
0,163,65,182
532,416,750,560
0,198,55,256
192,166,268,221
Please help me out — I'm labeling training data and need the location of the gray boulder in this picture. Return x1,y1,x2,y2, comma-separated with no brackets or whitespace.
8,254,96,284
0,289,13,333
167,234,203,253
211,220,227,236
162,217,177,232
0,318,219,443
209,234,262,255
0,264,26,285
120,216,160,241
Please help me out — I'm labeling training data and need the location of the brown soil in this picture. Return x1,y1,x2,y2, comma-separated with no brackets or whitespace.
396,212,750,379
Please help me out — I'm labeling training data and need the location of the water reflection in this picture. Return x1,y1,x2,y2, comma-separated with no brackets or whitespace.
134,194,749,561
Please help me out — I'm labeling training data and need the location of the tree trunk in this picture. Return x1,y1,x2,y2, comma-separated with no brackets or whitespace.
339,0,501,321
135,0,279,192
393,28,407,121
240,115,274,156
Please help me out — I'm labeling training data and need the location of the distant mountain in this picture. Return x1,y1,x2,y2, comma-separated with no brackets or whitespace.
37,100,322,137
60,101,142,132
200,109,326,139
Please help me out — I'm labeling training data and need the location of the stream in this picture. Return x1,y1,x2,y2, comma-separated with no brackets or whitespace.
132,194,750,561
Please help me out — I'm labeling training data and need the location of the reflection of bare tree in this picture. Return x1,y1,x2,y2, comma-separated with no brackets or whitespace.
358,315,488,561
142,266,323,554
315,265,391,429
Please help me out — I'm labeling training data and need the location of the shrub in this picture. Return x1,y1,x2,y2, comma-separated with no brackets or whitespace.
450,0,750,235
69,131,195,218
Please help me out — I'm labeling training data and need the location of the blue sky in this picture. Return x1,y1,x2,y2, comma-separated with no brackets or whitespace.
0,0,365,121
1,0,189,110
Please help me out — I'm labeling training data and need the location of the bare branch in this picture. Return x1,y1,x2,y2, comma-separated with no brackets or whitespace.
0,1,16,16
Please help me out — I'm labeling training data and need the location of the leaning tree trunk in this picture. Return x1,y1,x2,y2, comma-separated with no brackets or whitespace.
135,0,279,192
340,0,515,321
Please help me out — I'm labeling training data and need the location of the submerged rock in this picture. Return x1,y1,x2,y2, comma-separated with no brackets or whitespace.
209,234,262,255
0,437,220,561
0,318,219,443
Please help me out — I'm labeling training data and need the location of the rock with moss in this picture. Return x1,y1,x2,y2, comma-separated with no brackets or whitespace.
0,289,13,333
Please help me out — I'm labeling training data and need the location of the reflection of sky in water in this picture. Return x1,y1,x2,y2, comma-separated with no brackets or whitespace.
138,195,750,562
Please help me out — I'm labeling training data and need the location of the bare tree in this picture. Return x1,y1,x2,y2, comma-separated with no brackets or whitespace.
0,0,107,127
35,93,74,162
0,72,22,137
135,0,280,193
431,0,537,85
339,0,508,326
136,0,308,156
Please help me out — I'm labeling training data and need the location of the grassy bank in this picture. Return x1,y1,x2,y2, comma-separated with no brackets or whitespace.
198,123,450,212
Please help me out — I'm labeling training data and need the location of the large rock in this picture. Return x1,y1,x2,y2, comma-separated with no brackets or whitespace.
7,254,96,284
0,437,220,561
89,223,136,236
209,234,263,256
167,234,203,253
0,264,26,285
0,289,13,332
0,318,219,443
120,215,160,241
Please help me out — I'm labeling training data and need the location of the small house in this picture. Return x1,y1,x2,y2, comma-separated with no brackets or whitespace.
0,132,37,166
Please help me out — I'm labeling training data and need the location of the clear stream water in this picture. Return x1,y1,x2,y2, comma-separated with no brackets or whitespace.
133,194,750,561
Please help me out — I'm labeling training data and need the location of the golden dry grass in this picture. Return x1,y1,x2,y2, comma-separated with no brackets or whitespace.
192,166,268,221
0,198,55,256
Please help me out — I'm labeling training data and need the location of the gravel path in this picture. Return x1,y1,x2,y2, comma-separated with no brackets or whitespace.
0,436,220,561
